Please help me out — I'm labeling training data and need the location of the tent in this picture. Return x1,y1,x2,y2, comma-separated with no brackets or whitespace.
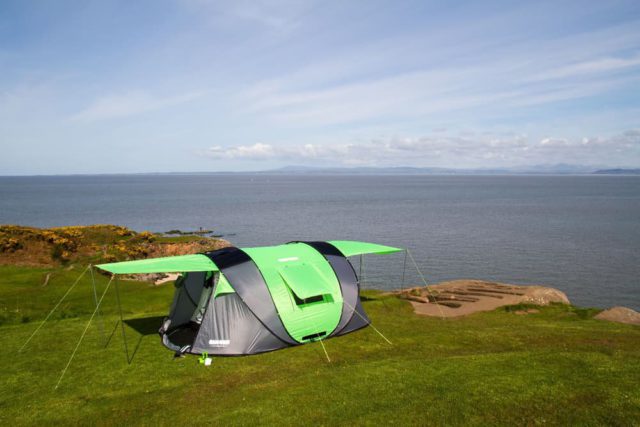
96,240,402,356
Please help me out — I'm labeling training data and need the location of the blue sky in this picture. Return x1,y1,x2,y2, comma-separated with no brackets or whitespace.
1,0,639,174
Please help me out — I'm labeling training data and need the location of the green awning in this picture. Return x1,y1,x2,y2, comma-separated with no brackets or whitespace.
327,240,403,257
95,240,402,275
96,254,218,274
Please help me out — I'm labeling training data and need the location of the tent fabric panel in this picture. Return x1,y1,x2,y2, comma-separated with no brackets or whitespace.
298,241,370,337
327,240,403,257
322,253,362,337
166,272,206,329
192,292,288,355
213,273,235,297
242,243,343,343
204,247,298,346
297,241,363,337
96,254,218,274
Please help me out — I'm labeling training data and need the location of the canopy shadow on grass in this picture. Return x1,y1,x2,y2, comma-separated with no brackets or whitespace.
101,316,165,364
124,316,165,335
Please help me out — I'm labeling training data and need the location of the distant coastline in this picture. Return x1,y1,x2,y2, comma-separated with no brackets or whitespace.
2,165,640,177
592,168,640,175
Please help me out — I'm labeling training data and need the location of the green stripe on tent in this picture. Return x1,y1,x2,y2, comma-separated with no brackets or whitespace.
213,273,235,297
327,240,403,257
243,243,343,343
96,254,219,274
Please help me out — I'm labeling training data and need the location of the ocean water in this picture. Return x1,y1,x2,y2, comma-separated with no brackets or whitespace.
0,174,638,310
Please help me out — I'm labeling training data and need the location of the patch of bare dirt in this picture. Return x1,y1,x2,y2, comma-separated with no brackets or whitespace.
391,279,570,317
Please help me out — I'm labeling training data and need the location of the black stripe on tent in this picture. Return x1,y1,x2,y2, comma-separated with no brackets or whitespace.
204,246,251,269
203,247,298,346
296,241,369,337
297,241,343,257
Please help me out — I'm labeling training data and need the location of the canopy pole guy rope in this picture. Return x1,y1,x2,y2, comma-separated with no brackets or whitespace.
54,274,114,389
318,336,331,363
400,249,408,292
114,275,131,364
89,265,106,345
19,265,91,353
406,249,446,320
342,299,392,345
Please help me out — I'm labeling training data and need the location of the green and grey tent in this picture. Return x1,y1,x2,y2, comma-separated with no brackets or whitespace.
96,240,401,356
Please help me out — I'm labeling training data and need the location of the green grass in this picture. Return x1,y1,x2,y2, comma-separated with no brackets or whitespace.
1,265,639,426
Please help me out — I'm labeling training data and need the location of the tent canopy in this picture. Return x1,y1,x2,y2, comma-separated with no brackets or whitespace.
96,254,218,274
327,240,402,257
96,240,403,275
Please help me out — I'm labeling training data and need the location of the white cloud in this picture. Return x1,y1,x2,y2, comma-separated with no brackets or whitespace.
237,61,638,127
529,55,640,81
205,141,350,161
539,138,569,147
70,90,204,122
184,0,314,37
204,130,640,167
207,142,276,160
233,18,640,127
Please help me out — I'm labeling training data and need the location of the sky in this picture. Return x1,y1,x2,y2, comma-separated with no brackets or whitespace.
1,0,639,174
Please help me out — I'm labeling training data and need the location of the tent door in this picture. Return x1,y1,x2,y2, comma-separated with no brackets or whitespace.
160,272,217,353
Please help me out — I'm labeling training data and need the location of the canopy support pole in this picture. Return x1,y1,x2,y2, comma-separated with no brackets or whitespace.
359,255,364,288
400,249,408,292
406,249,445,320
90,265,106,346
18,265,90,353
114,275,131,364
55,274,114,389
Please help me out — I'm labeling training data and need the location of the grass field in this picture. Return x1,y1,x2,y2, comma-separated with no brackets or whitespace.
1,264,639,426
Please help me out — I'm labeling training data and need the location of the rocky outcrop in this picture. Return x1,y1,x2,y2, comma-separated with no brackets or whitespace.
519,285,570,306
595,306,640,325
0,224,230,267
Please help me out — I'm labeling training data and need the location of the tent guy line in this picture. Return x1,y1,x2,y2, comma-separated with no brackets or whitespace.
18,265,91,353
55,275,114,389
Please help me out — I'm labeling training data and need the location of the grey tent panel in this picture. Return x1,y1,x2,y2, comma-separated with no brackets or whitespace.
323,253,364,336
192,293,288,355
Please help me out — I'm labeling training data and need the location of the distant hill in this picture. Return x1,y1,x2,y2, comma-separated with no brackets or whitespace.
10,164,640,177
592,169,640,175
268,164,598,175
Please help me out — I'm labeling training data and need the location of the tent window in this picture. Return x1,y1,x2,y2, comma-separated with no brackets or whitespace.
301,331,327,341
279,263,334,308
291,292,333,307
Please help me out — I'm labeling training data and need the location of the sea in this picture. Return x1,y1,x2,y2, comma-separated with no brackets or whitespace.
0,174,638,310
